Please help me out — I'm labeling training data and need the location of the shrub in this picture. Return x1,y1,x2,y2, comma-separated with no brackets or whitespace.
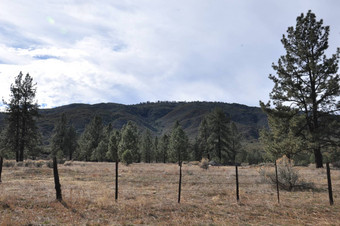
34,160,44,168
260,155,315,191
3,161,15,167
46,161,54,168
24,160,34,167
199,158,209,170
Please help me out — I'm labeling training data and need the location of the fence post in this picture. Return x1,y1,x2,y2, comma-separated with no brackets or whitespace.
326,162,334,206
115,159,119,201
53,157,62,201
235,165,239,202
178,161,182,203
0,156,3,183
275,159,280,204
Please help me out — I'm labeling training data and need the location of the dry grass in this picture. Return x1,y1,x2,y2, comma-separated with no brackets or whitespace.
0,161,340,225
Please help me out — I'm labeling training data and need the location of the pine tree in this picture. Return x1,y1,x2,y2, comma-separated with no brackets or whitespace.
262,11,340,168
228,122,243,164
51,113,68,159
154,136,161,163
3,72,40,161
106,130,120,161
207,108,230,163
196,117,210,160
77,115,104,161
159,134,169,163
118,121,140,163
141,129,154,163
169,121,189,164
260,104,305,161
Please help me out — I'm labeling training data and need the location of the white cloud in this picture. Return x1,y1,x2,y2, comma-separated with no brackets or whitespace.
0,0,339,108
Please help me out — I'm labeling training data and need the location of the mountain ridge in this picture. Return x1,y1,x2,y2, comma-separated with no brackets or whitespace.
0,101,268,146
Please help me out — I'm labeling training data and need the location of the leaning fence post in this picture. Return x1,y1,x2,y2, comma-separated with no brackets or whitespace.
275,159,280,204
53,157,62,201
235,164,240,202
326,162,334,206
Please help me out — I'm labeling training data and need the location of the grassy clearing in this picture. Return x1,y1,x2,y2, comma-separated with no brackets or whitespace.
0,161,339,225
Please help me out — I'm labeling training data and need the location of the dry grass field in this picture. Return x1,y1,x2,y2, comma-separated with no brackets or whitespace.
0,160,340,225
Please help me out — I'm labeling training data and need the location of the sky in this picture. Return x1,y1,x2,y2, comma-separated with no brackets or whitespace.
0,0,339,109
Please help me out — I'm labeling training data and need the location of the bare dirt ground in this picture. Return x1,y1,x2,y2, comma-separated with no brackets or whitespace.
0,161,339,225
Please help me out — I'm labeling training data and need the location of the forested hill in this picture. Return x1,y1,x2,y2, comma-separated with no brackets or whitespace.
0,101,267,145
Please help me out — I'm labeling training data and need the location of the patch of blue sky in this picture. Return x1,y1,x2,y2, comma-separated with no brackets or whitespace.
33,55,60,60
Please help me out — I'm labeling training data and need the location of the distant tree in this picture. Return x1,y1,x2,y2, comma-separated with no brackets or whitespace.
154,136,161,163
118,121,140,164
141,129,154,163
169,121,189,164
228,122,243,164
196,117,210,160
159,134,169,163
64,126,78,160
2,72,40,162
91,123,112,161
207,108,230,163
77,115,104,161
261,11,340,168
106,130,120,161
51,113,68,159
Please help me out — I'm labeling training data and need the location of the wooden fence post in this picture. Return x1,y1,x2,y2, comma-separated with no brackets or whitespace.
53,157,62,201
235,165,239,202
178,161,182,203
326,162,334,206
0,156,3,183
275,159,280,204
115,159,119,201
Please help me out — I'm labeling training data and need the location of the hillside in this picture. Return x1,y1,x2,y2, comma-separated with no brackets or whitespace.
0,101,267,146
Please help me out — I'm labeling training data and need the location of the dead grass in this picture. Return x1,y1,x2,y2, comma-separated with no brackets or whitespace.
0,161,340,225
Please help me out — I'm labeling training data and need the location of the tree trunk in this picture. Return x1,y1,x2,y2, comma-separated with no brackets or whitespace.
0,156,3,183
53,157,62,201
314,147,323,168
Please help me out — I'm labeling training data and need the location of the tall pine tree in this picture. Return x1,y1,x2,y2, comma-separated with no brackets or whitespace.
3,72,40,161
261,11,340,168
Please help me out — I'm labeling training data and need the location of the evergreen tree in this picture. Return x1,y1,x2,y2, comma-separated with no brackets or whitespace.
51,113,68,159
207,108,230,163
196,117,210,160
228,122,243,164
260,104,305,161
261,11,340,168
141,129,153,163
159,134,169,163
118,121,140,163
91,123,112,161
3,72,40,161
64,125,78,160
169,121,189,164
77,115,104,161
154,136,161,163
106,130,120,161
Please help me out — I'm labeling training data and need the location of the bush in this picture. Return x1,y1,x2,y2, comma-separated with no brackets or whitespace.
260,155,315,191
199,158,209,170
46,161,54,168
24,160,34,167
3,161,15,167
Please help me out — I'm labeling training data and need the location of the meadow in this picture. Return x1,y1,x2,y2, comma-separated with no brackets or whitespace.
0,161,340,225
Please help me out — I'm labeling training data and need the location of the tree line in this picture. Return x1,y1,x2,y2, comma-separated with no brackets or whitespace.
49,107,243,165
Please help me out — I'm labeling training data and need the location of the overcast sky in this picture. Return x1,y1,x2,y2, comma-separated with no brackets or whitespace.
0,0,339,109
